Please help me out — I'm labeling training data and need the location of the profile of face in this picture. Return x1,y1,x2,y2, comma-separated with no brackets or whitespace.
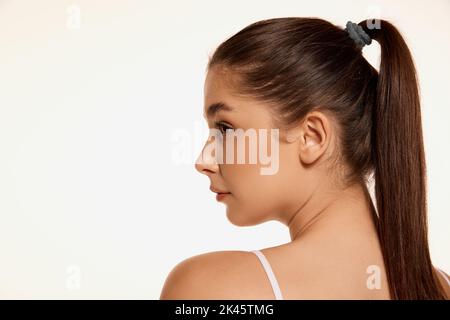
195,66,335,227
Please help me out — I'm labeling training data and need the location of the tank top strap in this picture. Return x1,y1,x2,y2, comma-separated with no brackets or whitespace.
250,250,284,300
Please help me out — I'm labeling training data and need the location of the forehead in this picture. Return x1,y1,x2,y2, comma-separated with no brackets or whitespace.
203,68,237,110
203,68,277,128
203,69,234,118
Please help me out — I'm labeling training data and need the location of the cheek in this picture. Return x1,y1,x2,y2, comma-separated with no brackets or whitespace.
218,132,301,225
220,161,292,225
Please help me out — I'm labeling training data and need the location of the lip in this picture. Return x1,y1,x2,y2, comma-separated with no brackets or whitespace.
216,193,230,201
210,185,231,194
210,186,231,201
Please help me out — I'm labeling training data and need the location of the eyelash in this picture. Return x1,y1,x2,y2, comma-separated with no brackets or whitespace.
214,121,234,134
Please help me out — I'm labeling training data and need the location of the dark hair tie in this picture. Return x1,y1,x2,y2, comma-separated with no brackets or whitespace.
344,21,372,48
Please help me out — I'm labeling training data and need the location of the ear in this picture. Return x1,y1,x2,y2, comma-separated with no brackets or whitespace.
294,111,332,165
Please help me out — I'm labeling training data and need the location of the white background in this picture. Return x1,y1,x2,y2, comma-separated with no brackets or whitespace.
0,0,448,299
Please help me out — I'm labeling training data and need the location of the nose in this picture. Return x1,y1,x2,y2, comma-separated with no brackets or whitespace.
195,139,219,176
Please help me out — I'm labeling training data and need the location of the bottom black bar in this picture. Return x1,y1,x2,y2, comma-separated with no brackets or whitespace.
0,300,448,319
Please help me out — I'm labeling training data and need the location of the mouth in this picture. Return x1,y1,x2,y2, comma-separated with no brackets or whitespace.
215,193,230,201
210,186,231,201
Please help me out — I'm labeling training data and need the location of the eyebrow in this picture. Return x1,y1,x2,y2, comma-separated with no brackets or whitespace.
204,102,234,119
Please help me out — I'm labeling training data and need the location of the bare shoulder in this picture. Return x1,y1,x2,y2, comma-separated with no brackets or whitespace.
435,267,450,299
159,250,276,299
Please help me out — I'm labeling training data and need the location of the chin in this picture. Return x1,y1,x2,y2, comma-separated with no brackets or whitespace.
225,208,266,227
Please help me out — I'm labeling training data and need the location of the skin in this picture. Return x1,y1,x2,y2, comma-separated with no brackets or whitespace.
160,66,450,300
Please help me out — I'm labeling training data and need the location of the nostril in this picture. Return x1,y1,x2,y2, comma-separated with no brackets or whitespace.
202,168,215,175
194,151,218,175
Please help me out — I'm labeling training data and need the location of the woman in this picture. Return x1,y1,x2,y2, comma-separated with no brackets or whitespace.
160,17,450,300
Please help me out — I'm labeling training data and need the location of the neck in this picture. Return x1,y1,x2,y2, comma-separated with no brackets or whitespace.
286,179,377,242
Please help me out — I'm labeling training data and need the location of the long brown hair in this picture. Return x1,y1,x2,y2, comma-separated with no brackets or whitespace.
207,17,446,299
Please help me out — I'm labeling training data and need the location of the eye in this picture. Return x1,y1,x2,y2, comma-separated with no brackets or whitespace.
214,121,234,134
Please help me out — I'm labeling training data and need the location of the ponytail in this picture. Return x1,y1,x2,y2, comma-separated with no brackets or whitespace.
361,19,446,299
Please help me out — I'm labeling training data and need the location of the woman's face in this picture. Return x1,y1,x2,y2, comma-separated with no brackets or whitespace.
195,67,325,227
